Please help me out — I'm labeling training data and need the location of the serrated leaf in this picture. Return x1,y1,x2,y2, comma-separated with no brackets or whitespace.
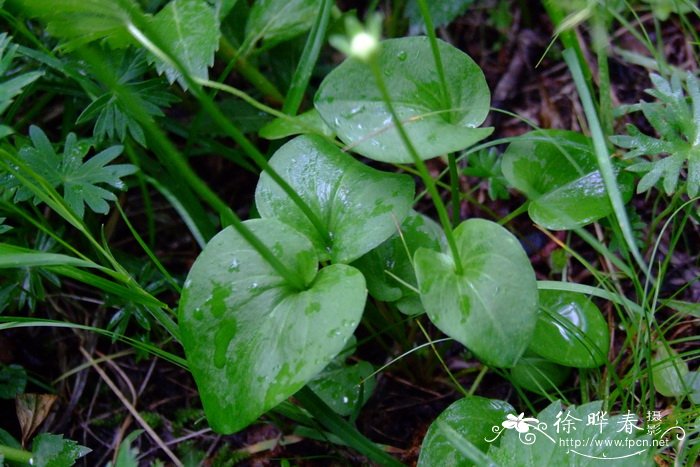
255,135,414,264
0,364,26,399
315,37,492,163
414,219,538,368
106,430,142,467
150,0,220,88
503,130,634,230
245,0,322,49
179,218,367,433
2,126,137,218
31,434,91,467
0,33,43,119
418,396,513,466
353,210,444,315
19,0,134,51
611,71,700,196
77,50,177,146
528,290,610,368
487,401,654,466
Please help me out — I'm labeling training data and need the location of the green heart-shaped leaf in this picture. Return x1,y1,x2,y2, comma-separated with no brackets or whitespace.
315,37,492,163
510,356,570,396
488,401,654,466
255,135,414,264
418,396,514,466
414,219,538,368
528,290,609,368
179,219,366,433
353,210,444,315
652,346,689,397
502,130,634,230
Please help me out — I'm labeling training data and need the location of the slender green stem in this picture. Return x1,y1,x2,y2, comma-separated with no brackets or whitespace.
591,8,613,135
77,47,305,292
467,365,489,397
447,154,460,226
497,201,529,225
563,48,649,278
217,37,284,104
0,444,32,464
123,11,332,248
416,0,451,113
369,60,464,274
283,0,332,115
416,319,468,396
197,79,334,141
295,387,404,466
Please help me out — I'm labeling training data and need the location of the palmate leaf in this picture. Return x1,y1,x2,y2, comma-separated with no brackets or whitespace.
77,50,177,146
611,71,700,196
1,126,137,218
20,0,220,90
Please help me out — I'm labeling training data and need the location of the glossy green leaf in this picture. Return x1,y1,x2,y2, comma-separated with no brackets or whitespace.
488,400,654,466
245,0,322,49
308,339,375,417
502,130,633,230
414,219,538,368
255,135,414,264
510,356,570,396
259,109,334,140
418,396,513,467
179,218,366,433
315,37,492,163
528,290,609,368
353,210,444,315
150,0,220,88
652,346,689,397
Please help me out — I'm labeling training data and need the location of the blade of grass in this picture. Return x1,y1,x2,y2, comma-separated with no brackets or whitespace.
122,11,333,249
282,0,333,115
0,317,187,368
563,48,650,278
294,387,404,466
114,203,181,293
537,280,644,315
76,46,305,292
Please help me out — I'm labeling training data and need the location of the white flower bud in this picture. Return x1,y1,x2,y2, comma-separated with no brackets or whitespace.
350,31,378,61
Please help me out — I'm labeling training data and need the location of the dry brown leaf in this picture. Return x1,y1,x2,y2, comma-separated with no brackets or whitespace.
16,393,58,445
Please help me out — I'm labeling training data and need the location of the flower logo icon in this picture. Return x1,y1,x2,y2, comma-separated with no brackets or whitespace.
502,413,539,433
